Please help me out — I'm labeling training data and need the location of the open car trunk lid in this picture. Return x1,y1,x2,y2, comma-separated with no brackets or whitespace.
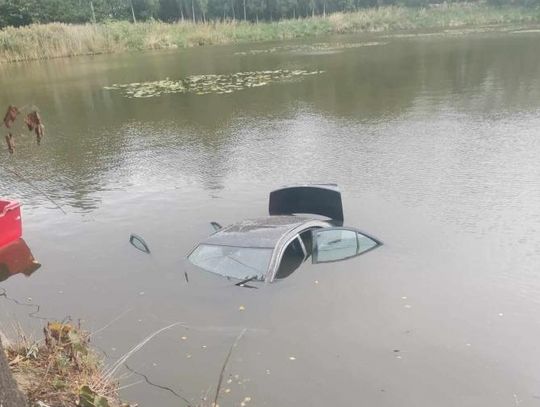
268,184,344,224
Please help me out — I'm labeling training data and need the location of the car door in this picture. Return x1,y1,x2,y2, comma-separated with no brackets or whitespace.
311,228,381,263
274,236,307,280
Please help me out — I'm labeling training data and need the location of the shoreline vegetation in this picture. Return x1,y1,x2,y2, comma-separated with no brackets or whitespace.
2,320,247,407
3,322,128,407
1,4,539,63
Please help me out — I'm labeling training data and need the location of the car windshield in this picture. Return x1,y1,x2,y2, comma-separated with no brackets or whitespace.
188,244,272,281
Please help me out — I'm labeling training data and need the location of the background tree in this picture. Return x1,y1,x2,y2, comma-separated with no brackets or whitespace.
0,0,34,27
246,0,265,21
0,0,538,28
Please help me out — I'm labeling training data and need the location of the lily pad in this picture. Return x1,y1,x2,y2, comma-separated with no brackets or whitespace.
104,69,324,99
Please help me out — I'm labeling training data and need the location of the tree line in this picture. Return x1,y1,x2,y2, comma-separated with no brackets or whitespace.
0,0,537,28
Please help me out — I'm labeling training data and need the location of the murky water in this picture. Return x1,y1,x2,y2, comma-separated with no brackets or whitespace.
1,29,540,406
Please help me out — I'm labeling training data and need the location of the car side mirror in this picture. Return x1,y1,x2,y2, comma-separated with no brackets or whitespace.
210,222,223,232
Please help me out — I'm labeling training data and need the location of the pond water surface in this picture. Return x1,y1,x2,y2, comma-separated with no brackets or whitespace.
1,29,540,406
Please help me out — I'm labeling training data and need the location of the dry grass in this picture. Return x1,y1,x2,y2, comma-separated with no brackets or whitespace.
5,322,127,407
0,4,539,63
3,319,256,407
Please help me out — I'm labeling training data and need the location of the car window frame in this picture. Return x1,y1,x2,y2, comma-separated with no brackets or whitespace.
273,235,309,280
311,227,382,264
266,220,332,282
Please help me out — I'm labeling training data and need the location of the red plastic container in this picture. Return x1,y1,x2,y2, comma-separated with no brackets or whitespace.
0,200,22,248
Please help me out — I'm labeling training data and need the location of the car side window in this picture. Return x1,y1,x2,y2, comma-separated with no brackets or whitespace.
275,237,305,280
312,228,380,263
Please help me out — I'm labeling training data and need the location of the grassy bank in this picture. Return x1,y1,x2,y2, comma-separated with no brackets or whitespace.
1,3,539,63
4,322,128,407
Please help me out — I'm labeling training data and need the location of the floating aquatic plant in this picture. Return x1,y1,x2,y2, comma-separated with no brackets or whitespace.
104,69,324,98
310,41,386,50
234,48,280,56
234,41,386,56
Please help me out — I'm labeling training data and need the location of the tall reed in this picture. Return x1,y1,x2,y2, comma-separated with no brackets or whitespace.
1,4,538,63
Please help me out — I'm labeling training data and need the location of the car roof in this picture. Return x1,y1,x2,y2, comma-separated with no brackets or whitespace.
201,215,329,249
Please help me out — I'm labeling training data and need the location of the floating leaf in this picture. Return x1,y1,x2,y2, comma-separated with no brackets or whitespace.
104,70,324,98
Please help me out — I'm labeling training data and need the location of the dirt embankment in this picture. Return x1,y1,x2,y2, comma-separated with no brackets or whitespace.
2,323,129,407
0,339,27,407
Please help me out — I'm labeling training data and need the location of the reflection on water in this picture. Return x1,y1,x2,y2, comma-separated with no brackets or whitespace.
0,239,41,282
233,41,387,55
1,30,540,407
1,32,539,213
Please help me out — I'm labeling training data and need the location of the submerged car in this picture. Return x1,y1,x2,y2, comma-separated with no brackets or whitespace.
188,184,381,284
